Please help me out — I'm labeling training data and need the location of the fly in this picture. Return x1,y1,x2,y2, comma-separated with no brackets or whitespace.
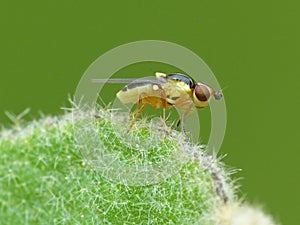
91,72,222,132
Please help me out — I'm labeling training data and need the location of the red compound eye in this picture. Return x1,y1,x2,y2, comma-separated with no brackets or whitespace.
195,84,211,101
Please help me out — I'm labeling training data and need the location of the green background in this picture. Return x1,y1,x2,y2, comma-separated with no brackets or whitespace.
1,1,299,224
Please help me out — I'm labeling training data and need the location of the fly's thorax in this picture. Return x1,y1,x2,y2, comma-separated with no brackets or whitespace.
156,72,196,89
155,72,194,105
163,82,192,106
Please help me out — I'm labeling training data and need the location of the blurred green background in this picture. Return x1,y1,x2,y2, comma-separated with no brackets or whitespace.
1,1,299,224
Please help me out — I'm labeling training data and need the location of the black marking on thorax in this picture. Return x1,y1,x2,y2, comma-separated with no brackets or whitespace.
166,73,196,89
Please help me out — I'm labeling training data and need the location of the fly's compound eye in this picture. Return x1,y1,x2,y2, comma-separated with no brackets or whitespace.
194,84,211,102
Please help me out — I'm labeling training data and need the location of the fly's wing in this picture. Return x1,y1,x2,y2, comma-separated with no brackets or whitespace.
91,78,159,84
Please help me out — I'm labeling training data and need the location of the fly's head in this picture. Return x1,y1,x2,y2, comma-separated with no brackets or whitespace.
193,82,222,108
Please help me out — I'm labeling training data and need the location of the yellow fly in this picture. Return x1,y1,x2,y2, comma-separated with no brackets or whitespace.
92,72,222,132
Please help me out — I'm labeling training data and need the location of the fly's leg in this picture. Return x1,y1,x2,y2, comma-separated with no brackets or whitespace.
159,89,168,129
129,96,146,130
129,92,158,129
175,118,181,129
138,86,168,130
174,117,188,134
162,108,166,124
181,107,195,135
172,117,187,134
181,112,189,135
173,96,194,135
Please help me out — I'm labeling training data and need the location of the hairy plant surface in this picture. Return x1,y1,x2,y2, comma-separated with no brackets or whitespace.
0,107,279,225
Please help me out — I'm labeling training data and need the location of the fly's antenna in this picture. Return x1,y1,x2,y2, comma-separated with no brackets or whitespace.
214,91,223,100
213,85,228,100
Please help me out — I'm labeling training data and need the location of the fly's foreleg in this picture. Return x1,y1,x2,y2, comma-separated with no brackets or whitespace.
174,98,194,135
182,106,196,134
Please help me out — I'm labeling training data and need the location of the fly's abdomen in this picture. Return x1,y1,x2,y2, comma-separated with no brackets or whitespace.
116,82,157,104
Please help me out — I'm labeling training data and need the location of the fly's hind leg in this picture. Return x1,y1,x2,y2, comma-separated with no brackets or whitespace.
129,92,169,135
139,86,168,130
129,92,160,129
129,94,146,130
